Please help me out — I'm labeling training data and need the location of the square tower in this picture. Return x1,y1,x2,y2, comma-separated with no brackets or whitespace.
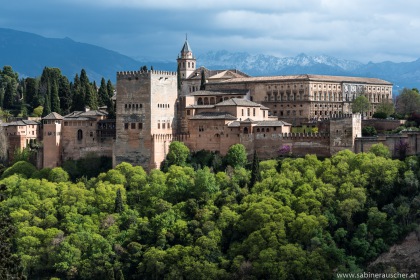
114,70,178,170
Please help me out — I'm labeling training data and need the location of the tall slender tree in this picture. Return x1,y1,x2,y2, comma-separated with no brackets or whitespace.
200,69,206,90
114,188,123,213
98,78,109,107
250,150,261,188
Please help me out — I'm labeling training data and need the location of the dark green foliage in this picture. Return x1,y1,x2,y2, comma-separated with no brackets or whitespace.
177,64,181,90
200,69,206,90
62,154,112,181
98,78,109,107
362,126,377,136
114,188,123,213
249,150,261,188
0,210,25,279
372,111,387,119
189,150,223,171
1,161,37,179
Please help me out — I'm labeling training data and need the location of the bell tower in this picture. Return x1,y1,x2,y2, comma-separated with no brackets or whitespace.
177,35,196,79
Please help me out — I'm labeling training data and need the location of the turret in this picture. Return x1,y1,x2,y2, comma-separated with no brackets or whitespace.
177,36,196,79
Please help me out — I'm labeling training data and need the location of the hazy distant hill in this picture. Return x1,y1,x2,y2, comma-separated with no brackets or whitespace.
1,28,419,91
0,28,147,82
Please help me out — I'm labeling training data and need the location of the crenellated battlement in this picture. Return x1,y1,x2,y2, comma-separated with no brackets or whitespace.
281,132,330,139
117,70,177,80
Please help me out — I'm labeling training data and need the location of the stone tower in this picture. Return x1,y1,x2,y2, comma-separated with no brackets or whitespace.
42,112,63,168
177,37,196,79
114,70,178,170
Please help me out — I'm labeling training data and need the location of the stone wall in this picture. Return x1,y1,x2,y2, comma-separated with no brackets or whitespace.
362,119,403,132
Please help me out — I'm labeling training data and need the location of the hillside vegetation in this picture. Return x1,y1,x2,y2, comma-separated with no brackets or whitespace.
1,143,419,279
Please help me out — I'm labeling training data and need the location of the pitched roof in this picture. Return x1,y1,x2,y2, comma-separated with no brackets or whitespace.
63,110,108,120
186,67,250,80
189,112,237,120
2,120,40,127
211,74,392,85
42,112,63,120
215,98,264,107
188,89,248,96
254,120,292,126
227,119,291,127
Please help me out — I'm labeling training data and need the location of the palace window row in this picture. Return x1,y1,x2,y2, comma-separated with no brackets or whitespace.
158,104,170,108
197,96,243,105
63,121,93,127
157,120,171,129
241,108,256,117
124,123,143,130
265,90,305,101
125,103,143,110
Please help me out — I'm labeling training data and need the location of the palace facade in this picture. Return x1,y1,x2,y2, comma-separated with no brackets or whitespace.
2,38,409,171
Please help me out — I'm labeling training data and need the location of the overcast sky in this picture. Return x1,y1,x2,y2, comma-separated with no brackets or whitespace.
1,0,420,63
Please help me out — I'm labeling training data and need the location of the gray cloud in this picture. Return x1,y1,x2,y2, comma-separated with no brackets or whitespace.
1,0,420,63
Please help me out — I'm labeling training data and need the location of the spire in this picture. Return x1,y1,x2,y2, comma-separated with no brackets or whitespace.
181,39,192,54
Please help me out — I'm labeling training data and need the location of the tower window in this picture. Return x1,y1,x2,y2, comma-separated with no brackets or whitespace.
77,129,83,140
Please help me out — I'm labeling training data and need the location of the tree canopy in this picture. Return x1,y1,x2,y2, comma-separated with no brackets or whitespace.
1,148,418,279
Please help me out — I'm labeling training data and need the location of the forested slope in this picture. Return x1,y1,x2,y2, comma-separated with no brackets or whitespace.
0,148,419,279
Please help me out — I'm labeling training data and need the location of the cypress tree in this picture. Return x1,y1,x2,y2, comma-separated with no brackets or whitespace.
200,69,206,90
98,78,109,107
42,93,51,117
51,80,61,113
58,76,72,115
106,80,114,99
114,188,123,213
72,74,85,111
250,150,261,188
116,270,125,280
3,82,15,109
177,64,181,90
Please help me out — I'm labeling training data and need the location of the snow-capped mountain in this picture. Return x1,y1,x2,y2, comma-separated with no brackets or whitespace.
195,50,420,91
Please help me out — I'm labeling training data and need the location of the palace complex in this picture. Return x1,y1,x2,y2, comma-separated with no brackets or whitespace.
2,39,418,171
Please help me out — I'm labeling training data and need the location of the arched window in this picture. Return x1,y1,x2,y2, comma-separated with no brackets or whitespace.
243,127,249,134
197,97,203,105
77,129,83,140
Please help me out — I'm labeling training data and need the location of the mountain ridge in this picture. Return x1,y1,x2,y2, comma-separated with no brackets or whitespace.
1,28,419,91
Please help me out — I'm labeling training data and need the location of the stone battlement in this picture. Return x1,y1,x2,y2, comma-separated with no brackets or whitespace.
281,132,330,139
117,70,177,80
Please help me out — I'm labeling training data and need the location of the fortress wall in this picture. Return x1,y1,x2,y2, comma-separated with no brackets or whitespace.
362,119,403,132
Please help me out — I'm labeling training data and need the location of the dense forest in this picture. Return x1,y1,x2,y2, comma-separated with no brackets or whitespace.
1,142,419,279
0,65,115,118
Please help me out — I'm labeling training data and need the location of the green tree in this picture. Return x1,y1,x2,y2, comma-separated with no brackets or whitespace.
396,88,420,117
352,95,370,117
51,80,61,113
200,69,206,90
166,141,190,167
48,167,70,183
0,210,25,279
32,106,43,117
58,76,72,115
249,150,261,188
369,143,391,159
1,161,37,179
114,188,123,213
225,144,247,168
375,100,395,117
98,78,109,107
